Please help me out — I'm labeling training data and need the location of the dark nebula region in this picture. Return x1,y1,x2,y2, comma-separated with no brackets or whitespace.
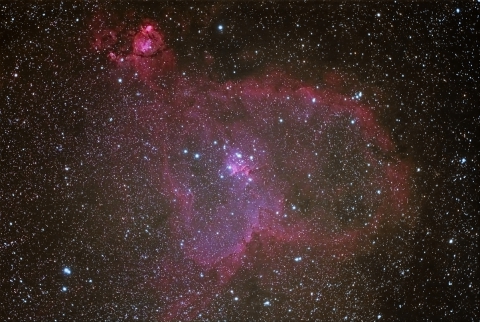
99,22,411,321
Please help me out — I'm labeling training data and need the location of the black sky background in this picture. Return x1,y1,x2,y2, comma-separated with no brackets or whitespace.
1,2,478,321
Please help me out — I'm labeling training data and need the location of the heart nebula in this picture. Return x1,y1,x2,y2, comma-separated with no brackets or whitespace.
137,72,410,320
100,22,411,321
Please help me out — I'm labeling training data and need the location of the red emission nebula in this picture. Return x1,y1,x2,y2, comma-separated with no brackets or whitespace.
95,21,412,321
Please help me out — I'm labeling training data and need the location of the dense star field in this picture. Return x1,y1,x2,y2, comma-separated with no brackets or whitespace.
1,2,478,321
